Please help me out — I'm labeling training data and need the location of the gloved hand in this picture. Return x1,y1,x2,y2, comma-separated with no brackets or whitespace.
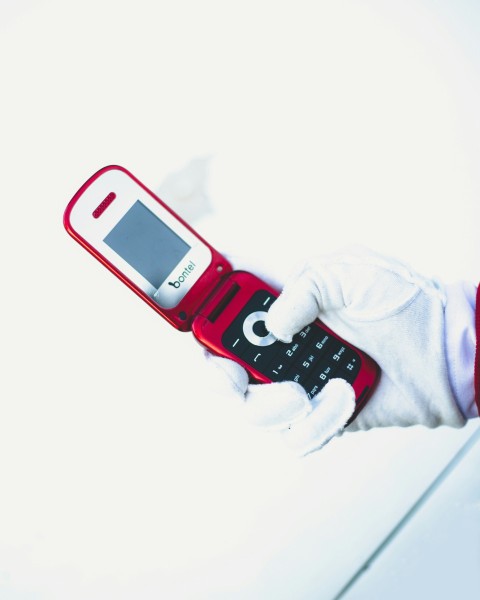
206,247,466,455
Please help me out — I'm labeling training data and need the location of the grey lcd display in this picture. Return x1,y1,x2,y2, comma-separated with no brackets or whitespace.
104,200,191,288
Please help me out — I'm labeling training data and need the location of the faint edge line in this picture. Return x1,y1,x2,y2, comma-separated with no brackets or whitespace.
333,425,480,600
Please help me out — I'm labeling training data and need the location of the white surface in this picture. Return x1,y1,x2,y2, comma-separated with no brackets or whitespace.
1,1,479,599
340,427,480,600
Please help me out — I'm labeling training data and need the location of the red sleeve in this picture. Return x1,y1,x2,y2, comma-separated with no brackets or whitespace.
475,285,480,414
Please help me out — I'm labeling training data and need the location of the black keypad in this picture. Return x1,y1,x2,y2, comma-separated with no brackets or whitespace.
222,324,251,356
268,338,303,379
221,289,361,396
332,355,360,385
242,346,275,371
221,290,275,353
304,361,338,399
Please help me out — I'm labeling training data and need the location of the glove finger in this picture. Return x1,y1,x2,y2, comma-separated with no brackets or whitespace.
265,247,426,340
203,352,249,396
265,260,342,343
244,381,312,430
282,378,356,456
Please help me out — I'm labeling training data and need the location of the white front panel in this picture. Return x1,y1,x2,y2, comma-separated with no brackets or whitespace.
69,169,212,308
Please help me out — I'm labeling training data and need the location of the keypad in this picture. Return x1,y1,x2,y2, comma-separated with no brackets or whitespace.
221,290,360,398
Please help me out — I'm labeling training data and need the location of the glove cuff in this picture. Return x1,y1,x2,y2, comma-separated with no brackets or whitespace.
475,284,480,415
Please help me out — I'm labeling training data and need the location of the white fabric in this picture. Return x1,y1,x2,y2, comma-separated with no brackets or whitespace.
205,247,470,455
266,247,465,431
444,282,478,419
207,350,356,456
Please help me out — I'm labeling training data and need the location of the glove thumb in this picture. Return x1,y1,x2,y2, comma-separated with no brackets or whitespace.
282,378,356,456
265,261,341,342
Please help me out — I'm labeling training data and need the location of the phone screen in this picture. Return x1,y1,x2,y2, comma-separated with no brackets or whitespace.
103,200,191,289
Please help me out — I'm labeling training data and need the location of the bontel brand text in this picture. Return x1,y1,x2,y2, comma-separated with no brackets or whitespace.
168,261,196,288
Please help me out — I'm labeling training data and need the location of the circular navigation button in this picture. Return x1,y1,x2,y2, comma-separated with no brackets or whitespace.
252,320,269,337
243,311,277,347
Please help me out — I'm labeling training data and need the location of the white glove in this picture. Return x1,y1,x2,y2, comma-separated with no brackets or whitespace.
207,354,357,455
206,247,466,455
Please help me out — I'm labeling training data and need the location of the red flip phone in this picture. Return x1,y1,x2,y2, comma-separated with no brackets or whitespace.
64,166,379,416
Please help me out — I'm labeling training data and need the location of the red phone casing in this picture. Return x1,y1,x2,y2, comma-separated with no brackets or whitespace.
63,165,233,331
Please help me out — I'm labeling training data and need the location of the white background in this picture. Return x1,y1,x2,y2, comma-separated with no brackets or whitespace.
0,1,479,598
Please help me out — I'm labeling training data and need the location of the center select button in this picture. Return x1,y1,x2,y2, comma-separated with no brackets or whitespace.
243,311,277,347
